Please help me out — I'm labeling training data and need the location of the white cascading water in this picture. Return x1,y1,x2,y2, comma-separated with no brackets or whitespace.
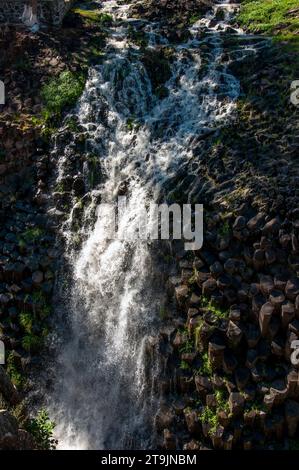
38,0,267,450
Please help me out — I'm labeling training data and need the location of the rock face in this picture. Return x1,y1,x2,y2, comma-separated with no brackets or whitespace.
0,0,74,26
0,366,20,406
130,0,213,33
0,410,35,450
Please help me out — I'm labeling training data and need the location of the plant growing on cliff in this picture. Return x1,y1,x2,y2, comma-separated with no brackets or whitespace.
215,389,230,414
197,352,212,376
41,71,85,119
6,353,25,389
199,406,218,436
201,296,229,320
26,409,57,450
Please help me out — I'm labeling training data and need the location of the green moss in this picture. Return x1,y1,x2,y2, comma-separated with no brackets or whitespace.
237,0,299,39
73,8,113,25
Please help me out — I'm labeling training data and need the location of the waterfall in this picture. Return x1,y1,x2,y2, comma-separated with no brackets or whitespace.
35,0,265,450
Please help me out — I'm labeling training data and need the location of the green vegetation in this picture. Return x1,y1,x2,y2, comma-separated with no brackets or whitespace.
22,334,43,353
26,410,57,450
21,227,44,243
199,406,218,436
65,116,81,132
215,389,230,414
180,360,191,370
187,267,198,286
197,351,212,376
73,8,113,25
237,0,299,41
189,14,200,25
31,71,86,137
201,296,229,320
19,312,33,334
179,338,194,355
41,71,85,116
6,353,25,389
199,390,229,436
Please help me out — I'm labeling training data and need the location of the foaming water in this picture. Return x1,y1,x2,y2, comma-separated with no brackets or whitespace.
38,0,266,450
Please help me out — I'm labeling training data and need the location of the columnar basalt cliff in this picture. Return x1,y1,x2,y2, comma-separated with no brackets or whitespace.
0,0,74,25
0,0,298,451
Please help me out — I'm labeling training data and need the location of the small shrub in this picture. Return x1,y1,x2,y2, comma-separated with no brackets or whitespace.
26,410,57,450
41,71,85,116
